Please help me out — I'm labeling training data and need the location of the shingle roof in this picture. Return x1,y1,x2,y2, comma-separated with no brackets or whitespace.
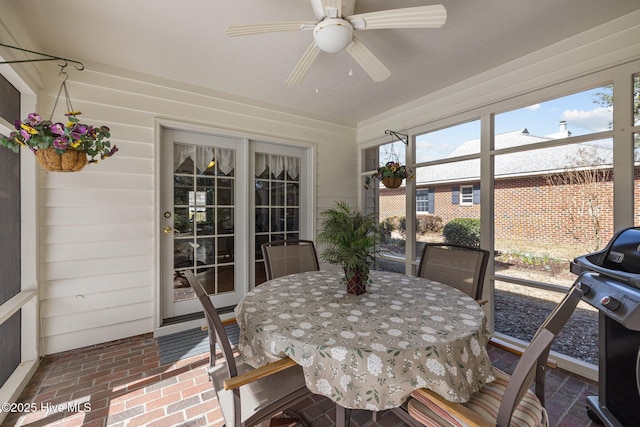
415,130,613,185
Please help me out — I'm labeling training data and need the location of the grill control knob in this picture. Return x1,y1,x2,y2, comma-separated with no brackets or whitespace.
576,282,591,296
601,295,621,311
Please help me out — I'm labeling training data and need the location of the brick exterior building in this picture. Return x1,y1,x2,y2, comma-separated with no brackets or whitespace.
378,130,627,247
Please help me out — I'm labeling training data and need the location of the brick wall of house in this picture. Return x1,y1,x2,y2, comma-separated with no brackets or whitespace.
379,187,406,219
378,170,625,247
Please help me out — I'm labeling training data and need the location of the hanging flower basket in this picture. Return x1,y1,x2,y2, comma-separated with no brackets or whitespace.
35,147,88,172
365,161,411,189
382,177,403,189
0,112,117,172
0,77,117,172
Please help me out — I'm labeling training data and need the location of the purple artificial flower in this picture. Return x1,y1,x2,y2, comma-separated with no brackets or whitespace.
53,137,69,150
27,113,41,125
13,119,22,130
50,123,65,136
70,124,88,139
19,129,31,141
102,145,119,159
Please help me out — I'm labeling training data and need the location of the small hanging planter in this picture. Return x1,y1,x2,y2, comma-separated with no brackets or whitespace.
382,176,403,189
365,161,411,189
35,147,88,172
363,130,414,190
0,66,117,172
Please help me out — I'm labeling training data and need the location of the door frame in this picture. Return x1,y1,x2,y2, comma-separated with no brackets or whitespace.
153,119,316,336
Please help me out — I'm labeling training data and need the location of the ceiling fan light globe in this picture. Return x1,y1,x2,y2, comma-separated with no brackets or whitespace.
313,18,353,53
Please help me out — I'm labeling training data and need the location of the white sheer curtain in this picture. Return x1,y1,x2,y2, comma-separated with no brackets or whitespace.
174,144,234,174
255,153,299,179
214,148,235,175
174,144,194,171
287,157,300,180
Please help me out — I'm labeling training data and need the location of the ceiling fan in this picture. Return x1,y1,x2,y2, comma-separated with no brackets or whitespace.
225,0,447,85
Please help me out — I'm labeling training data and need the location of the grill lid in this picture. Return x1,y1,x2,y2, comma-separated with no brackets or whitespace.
572,227,640,287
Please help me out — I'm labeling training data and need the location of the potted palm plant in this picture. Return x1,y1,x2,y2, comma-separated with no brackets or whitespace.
318,201,382,295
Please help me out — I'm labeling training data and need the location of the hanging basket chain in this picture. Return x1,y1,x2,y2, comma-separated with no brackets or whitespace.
49,63,75,120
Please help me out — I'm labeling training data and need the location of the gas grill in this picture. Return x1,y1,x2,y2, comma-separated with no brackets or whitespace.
571,227,640,427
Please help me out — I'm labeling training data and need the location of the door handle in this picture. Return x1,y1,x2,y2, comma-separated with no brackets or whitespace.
163,226,172,234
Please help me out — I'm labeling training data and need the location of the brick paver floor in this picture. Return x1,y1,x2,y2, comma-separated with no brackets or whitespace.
1,334,598,426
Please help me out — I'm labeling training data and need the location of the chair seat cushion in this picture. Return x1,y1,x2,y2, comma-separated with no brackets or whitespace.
407,368,548,427
211,357,309,426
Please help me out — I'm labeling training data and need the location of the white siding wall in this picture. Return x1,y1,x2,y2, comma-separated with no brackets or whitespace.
29,65,355,354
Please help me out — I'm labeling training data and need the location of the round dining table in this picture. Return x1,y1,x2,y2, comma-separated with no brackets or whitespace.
234,269,495,411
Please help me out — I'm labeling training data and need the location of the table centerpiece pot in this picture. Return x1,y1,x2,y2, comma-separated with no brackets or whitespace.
345,268,367,295
0,112,118,172
318,201,382,295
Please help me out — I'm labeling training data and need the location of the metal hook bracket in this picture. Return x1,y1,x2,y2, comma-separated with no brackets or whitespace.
0,43,85,70
385,130,408,146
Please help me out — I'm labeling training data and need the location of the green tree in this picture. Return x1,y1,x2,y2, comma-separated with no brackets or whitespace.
593,80,640,126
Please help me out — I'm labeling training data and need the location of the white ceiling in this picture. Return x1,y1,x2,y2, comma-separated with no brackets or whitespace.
5,0,640,126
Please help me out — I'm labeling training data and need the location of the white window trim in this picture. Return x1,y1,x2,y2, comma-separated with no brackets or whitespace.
416,189,430,213
460,185,473,206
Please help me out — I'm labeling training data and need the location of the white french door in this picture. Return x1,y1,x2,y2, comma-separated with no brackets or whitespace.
251,142,310,286
161,129,247,319
161,130,312,322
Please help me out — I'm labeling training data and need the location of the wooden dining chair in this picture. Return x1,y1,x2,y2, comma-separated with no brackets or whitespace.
261,239,320,280
403,284,583,427
185,270,312,427
417,243,490,303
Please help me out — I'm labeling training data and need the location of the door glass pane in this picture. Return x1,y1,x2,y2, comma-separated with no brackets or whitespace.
174,208,193,236
173,145,236,298
254,152,303,285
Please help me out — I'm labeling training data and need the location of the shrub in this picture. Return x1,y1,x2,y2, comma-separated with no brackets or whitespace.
396,216,407,237
443,218,481,247
417,215,443,234
379,217,397,243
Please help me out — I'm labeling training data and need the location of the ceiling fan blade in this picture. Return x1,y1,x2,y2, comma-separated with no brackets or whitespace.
320,0,342,18
225,21,316,37
346,37,391,82
286,42,321,86
348,4,447,30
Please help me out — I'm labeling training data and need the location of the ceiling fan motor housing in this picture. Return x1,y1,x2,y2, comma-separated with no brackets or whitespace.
313,18,354,53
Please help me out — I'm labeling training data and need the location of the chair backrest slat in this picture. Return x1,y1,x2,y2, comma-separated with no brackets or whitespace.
496,285,583,426
417,243,490,301
262,239,320,280
185,270,237,379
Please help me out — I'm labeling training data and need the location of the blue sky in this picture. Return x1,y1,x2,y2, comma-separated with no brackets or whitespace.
409,85,614,163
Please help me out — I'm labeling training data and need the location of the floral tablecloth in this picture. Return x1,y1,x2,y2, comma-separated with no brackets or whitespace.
235,270,495,410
